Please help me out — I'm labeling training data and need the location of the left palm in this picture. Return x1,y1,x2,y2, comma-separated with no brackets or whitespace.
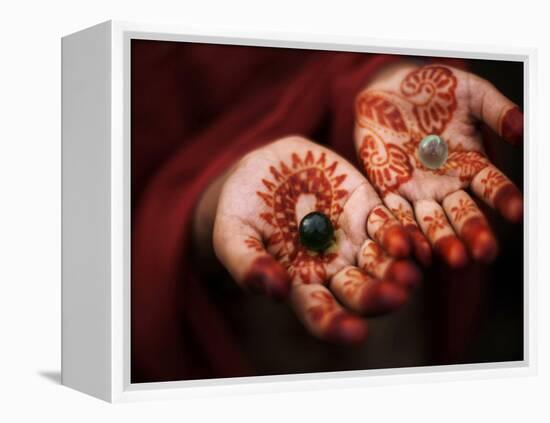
354,64,523,267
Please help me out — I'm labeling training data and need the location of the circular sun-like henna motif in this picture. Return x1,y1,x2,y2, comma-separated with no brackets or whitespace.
358,133,413,195
400,65,457,135
254,150,348,284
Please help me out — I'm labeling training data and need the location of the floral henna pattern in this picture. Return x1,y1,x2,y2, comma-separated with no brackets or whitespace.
480,169,508,198
451,198,478,224
423,210,447,239
400,65,458,135
368,207,391,227
358,133,413,195
355,65,469,196
255,150,348,284
390,204,415,226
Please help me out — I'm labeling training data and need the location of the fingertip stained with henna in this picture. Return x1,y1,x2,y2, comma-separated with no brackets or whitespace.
385,259,421,289
244,256,291,301
500,107,524,146
326,313,368,345
460,216,498,263
494,184,523,223
383,225,411,258
404,224,432,266
434,235,469,269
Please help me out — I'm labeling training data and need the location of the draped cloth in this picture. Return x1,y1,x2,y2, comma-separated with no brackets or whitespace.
130,40,469,383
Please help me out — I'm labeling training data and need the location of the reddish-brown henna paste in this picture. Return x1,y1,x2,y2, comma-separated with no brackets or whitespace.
423,210,448,240
325,312,368,344
493,183,523,223
361,281,407,315
400,65,457,135
254,150,348,283
381,225,411,258
480,169,508,199
354,64,522,269
358,134,413,195
385,259,421,289
368,207,407,254
244,236,264,252
356,92,408,133
500,107,524,146
460,216,498,263
355,65,510,200
355,65,463,195
308,290,367,344
360,241,387,275
433,235,468,269
243,255,291,300
403,224,432,266
440,151,490,182
450,198,478,224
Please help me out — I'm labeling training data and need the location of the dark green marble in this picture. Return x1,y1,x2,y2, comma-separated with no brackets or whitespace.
299,211,334,252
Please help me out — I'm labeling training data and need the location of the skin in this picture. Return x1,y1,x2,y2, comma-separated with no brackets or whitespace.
195,136,420,344
193,63,523,344
354,63,523,268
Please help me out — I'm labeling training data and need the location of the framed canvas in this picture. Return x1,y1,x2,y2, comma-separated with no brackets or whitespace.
61,20,537,402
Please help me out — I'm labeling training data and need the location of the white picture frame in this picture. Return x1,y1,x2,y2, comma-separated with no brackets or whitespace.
61,20,537,403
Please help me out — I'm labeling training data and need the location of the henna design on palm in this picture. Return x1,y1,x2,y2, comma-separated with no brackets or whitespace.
254,150,347,284
355,64,523,267
213,136,420,344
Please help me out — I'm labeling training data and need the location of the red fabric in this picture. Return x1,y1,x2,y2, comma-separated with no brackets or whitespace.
130,40,470,382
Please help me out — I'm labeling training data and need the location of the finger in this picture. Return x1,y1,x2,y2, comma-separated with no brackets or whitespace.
414,200,468,268
357,238,421,289
213,215,290,300
330,266,408,316
470,165,523,223
383,192,432,266
366,205,411,258
290,283,368,344
442,190,498,263
468,74,523,146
